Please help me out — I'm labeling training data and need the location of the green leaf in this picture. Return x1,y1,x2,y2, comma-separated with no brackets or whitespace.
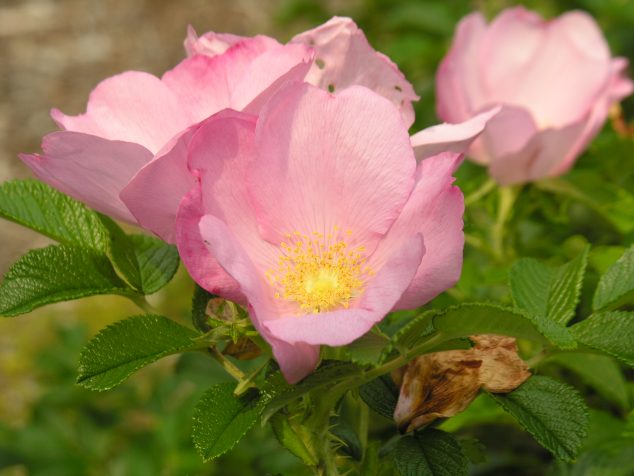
191,284,214,333
510,248,588,326
359,375,399,420
393,429,469,476
572,439,634,476
127,234,179,294
262,361,363,423
270,412,317,466
547,353,630,411
77,314,200,390
388,303,576,358
490,376,589,462
593,245,634,311
192,383,262,461
99,216,179,294
0,245,136,317
342,331,390,366
537,174,634,234
0,179,109,251
570,311,634,367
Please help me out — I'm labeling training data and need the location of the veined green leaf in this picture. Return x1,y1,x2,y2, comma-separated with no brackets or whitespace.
490,376,589,462
509,248,588,326
359,375,399,421
0,179,109,251
0,244,137,317
99,216,179,294
193,383,262,461
593,245,634,311
570,312,634,367
546,353,629,411
393,429,469,476
77,314,200,390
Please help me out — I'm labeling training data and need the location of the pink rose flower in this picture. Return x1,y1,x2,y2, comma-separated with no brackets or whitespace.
188,17,419,127
436,7,633,185
20,35,313,226
170,82,466,383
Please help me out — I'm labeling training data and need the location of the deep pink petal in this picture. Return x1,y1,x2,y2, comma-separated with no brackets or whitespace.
264,234,424,346
436,12,488,123
250,82,416,252
20,131,152,223
411,107,500,161
176,187,245,304
120,126,198,243
52,72,191,154
198,214,319,383
292,17,418,126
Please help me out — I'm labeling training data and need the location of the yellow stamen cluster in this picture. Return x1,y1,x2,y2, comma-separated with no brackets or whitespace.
266,229,372,314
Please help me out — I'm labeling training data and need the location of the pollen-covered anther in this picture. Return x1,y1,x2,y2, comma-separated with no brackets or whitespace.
267,229,371,313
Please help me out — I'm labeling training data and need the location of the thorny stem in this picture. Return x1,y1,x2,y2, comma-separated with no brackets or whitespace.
306,333,447,474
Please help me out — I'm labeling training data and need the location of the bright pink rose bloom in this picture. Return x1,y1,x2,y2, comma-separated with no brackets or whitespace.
188,17,419,127
19,35,312,225
169,82,466,383
436,7,633,185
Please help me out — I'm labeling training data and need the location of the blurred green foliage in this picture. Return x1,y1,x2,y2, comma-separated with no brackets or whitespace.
1,0,633,474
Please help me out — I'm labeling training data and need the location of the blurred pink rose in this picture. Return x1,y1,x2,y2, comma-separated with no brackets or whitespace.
436,7,633,185
170,82,466,383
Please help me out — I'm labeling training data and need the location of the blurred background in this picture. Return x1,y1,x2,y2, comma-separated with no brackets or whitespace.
1,0,633,474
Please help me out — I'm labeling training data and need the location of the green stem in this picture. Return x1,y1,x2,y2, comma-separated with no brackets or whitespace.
357,398,369,459
491,186,518,262
130,295,159,314
465,178,496,206
208,347,247,383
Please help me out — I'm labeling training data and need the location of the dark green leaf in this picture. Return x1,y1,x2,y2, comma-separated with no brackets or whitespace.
393,429,469,476
77,314,200,390
343,331,390,366
547,353,629,411
509,248,588,326
262,361,363,423
570,312,634,367
490,376,589,461
192,284,215,333
99,215,179,294
331,417,362,460
359,375,399,420
0,245,136,317
593,245,634,311
128,234,179,294
192,383,261,461
572,439,634,476
389,304,575,356
0,179,109,251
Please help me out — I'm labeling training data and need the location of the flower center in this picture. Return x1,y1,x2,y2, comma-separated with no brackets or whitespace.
266,229,372,314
